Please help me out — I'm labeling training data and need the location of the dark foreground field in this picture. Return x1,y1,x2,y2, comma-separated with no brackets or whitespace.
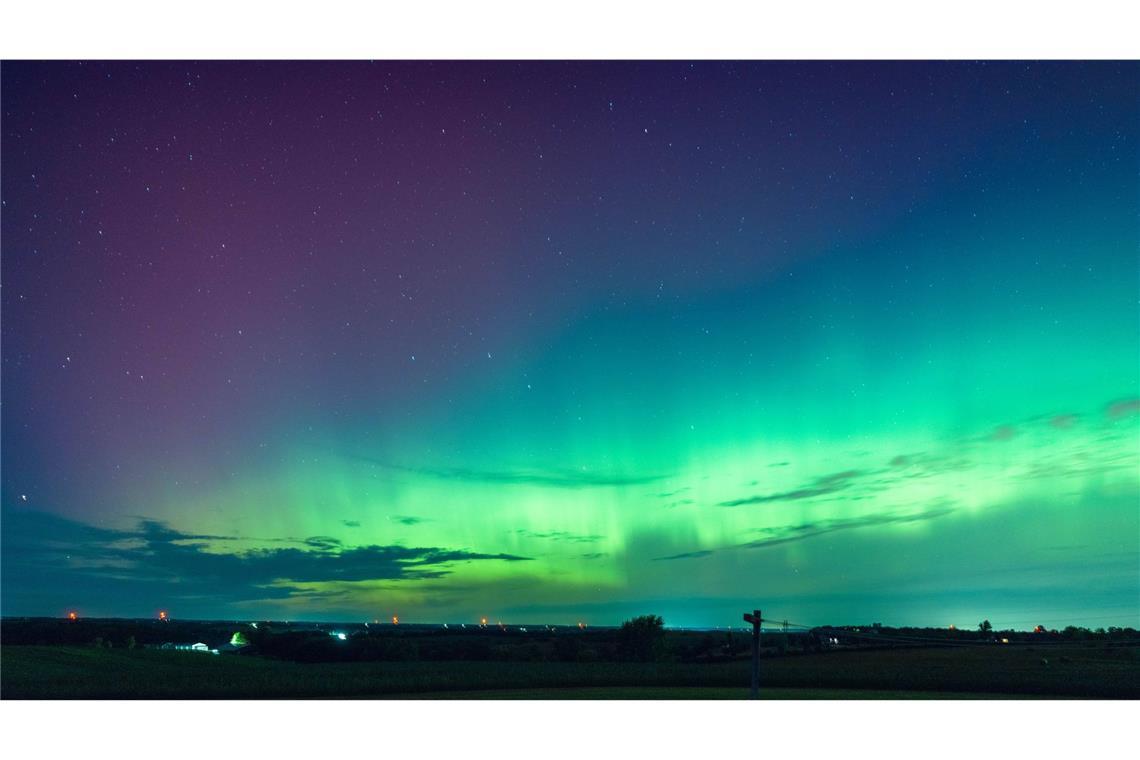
3,644,1137,699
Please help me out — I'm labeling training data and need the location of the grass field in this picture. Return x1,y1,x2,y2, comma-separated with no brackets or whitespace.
3,644,1137,699
389,686,1053,699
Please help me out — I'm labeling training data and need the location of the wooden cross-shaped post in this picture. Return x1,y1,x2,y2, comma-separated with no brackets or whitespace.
743,609,761,699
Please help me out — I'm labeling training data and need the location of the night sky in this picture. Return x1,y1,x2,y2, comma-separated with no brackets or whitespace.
2,61,1137,629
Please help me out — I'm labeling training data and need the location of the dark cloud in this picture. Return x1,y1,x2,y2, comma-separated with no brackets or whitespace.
992,425,1017,441
344,453,666,488
1107,398,1140,420
653,549,715,561
341,520,361,528
882,452,972,481
1,508,531,614
719,469,862,507
578,552,608,560
302,535,343,550
1050,414,1078,429
656,487,691,498
135,519,238,542
389,515,428,526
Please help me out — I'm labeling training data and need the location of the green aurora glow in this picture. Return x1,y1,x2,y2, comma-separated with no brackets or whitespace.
2,62,1137,629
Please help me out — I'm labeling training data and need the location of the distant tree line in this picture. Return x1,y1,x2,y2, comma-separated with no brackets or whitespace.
3,617,1136,664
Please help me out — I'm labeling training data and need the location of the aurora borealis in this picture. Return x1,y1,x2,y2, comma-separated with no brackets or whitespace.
2,61,1137,629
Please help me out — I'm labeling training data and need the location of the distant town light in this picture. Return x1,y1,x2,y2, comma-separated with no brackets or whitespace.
68,611,77,620
392,615,399,625
159,611,168,620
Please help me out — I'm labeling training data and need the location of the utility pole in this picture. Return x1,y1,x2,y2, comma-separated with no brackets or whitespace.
743,608,762,699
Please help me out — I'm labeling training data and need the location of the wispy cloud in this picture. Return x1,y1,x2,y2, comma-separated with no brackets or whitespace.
344,453,666,489
719,469,862,507
515,529,604,543
736,506,956,550
652,506,956,560
341,520,361,528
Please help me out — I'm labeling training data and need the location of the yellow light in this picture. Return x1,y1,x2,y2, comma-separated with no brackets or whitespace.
159,611,167,620
68,612,77,620
392,615,399,625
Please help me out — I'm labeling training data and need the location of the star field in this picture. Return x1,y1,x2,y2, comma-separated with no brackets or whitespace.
2,61,1137,628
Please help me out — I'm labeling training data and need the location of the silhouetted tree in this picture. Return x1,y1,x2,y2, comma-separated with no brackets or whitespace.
618,614,666,662
978,620,992,634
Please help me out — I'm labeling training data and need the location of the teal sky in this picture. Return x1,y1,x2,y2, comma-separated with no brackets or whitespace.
2,61,1137,629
